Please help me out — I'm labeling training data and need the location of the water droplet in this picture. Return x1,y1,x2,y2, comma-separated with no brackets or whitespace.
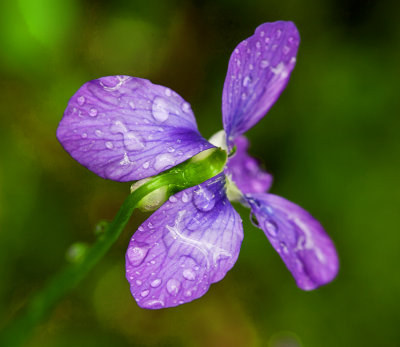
123,131,145,151
283,45,290,55
152,97,169,122
276,29,282,38
280,242,288,254
256,41,261,49
184,290,192,298
89,108,98,117
181,192,190,203
264,220,278,237
110,120,128,134
127,243,149,266
193,187,215,212
95,129,102,137
164,88,172,97
154,153,175,171
181,102,190,113
241,93,247,100
150,278,161,288
142,161,150,169
260,31,265,37
140,290,149,297
128,101,135,109
136,280,142,286
105,141,113,149
81,133,88,138
77,96,85,105
260,60,269,68
183,269,196,281
235,48,239,54
166,279,181,296
144,299,165,308
242,76,252,87
236,59,241,67
169,196,178,203
167,146,175,153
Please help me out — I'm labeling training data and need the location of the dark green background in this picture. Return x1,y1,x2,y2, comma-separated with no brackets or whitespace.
1,0,399,346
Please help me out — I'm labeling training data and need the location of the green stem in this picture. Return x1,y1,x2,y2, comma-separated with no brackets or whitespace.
0,148,227,346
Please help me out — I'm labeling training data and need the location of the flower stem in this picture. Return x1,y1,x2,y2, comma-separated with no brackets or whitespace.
0,148,227,346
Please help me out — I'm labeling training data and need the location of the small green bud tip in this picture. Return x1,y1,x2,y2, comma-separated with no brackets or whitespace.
66,242,89,263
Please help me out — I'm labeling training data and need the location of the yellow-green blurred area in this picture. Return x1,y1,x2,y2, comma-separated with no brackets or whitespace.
1,0,399,346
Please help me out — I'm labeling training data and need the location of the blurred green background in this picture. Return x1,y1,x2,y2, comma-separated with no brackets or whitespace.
1,0,399,346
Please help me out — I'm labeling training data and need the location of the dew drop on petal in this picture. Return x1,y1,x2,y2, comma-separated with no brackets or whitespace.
89,108,98,117
242,76,252,87
164,88,172,97
152,97,169,122
142,161,150,169
182,269,196,281
280,242,289,254
181,102,190,113
136,280,142,286
154,153,175,171
260,60,269,69
150,278,162,288
169,195,178,203
193,187,215,212
129,101,135,109
127,243,149,266
264,220,278,237
81,133,88,138
283,45,290,55
140,290,149,297
77,96,85,105
181,192,190,203
105,141,114,149
166,279,181,296
123,131,145,151
95,129,102,137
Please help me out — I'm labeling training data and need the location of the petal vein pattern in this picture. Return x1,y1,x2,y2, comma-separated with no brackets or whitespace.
126,174,243,309
57,76,214,181
222,21,300,143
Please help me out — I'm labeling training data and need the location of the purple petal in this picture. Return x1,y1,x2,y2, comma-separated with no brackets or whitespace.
222,21,300,143
57,76,213,181
125,174,243,309
225,136,273,194
247,193,338,290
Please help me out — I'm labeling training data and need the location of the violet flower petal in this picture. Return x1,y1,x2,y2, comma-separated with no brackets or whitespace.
57,76,214,181
225,136,273,194
126,174,243,309
222,21,300,143
247,193,338,290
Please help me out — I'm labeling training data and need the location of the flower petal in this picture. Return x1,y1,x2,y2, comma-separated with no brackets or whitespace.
57,76,214,181
125,174,243,309
247,193,338,290
226,136,273,194
222,21,300,143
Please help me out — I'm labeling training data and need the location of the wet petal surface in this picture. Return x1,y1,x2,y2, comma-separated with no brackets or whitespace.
247,193,338,290
222,21,299,143
226,136,273,194
57,76,213,181
126,174,243,309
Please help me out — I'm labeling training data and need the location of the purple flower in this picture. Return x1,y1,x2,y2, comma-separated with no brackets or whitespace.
57,21,338,309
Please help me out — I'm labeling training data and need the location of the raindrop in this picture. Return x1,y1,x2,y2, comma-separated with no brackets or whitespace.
150,278,162,288
256,41,261,49
260,60,269,69
89,108,98,117
140,290,149,297
142,161,150,169
280,242,289,254
129,101,135,109
95,129,102,137
181,102,190,113
154,153,175,171
182,269,196,281
264,220,278,237
164,88,172,97
77,96,85,105
123,131,145,151
260,31,265,37
193,187,215,212
105,141,114,149
81,133,88,138
236,59,241,67
152,97,169,122
167,146,175,153
242,76,252,87
169,196,178,203
136,280,142,286
265,37,270,44
184,290,192,298
181,192,190,203
276,29,282,38
166,279,181,296
283,45,290,55
127,243,149,266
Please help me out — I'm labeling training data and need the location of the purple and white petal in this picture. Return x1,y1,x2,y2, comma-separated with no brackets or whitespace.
57,76,214,181
225,136,273,194
125,174,243,309
247,193,338,290
222,21,300,143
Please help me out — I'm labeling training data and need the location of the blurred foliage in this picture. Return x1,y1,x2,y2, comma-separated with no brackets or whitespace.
0,0,399,346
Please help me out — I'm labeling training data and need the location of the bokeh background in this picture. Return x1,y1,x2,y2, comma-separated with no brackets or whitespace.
1,0,399,346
